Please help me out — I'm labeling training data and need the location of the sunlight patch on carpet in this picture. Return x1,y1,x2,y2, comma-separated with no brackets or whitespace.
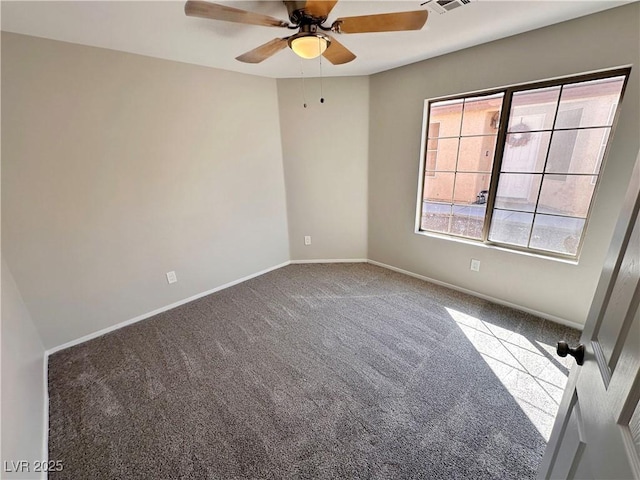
445,307,571,441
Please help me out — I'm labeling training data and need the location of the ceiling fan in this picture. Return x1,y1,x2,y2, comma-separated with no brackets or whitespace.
184,1,429,65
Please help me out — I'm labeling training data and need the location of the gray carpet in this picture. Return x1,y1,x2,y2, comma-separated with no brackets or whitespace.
48,263,580,479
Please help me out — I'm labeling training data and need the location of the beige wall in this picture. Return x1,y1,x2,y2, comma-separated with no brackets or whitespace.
1,33,290,348
3,3,639,354
368,3,640,326
4,8,636,466
277,76,369,261
1,259,46,479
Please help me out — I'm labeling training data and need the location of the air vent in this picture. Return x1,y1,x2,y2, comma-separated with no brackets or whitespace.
423,0,473,15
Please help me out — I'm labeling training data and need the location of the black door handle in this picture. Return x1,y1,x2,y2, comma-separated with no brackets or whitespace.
557,341,585,366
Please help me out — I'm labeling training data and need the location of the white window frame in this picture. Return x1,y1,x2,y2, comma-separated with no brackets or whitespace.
415,67,631,260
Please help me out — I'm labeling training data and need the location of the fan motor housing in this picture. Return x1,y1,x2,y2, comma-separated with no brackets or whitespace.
284,0,328,25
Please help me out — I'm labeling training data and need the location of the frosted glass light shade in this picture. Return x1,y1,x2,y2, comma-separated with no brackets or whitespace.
290,35,328,59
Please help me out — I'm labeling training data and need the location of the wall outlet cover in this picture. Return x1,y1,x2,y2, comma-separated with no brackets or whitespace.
166,271,177,284
470,259,481,272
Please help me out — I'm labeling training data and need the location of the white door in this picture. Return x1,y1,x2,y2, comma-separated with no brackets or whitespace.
538,151,640,480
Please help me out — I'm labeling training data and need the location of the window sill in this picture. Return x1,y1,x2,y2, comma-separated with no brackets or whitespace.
413,229,580,265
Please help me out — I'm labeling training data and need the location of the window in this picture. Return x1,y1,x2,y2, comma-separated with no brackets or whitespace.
425,123,440,175
417,68,629,258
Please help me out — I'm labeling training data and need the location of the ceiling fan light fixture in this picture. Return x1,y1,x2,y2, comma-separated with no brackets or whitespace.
288,33,330,59
185,1,430,65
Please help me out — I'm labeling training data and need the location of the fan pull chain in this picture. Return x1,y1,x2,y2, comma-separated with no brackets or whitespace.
319,37,325,104
300,60,308,108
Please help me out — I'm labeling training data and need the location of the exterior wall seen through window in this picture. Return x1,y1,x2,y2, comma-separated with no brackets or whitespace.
418,69,629,258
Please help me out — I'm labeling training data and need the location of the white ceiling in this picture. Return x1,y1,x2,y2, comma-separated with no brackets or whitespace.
1,0,634,78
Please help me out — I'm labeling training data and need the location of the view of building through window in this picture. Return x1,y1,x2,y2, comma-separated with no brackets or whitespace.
422,93,503,239
419,70,628,257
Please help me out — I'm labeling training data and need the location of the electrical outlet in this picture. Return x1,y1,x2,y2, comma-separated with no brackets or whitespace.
304,236,312,246
470,259,481,272
166,271,177,284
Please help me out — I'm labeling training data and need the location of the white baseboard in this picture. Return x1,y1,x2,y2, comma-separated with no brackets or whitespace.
45,260,291,356
367,259,584,331
46,259,370,353
41,256,581,461
46,257,581,357
289,258,368,264
42,259,292,471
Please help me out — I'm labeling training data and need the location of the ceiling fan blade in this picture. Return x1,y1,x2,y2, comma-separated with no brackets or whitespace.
334,10,428,34
323,36,356,65
236,38,289,63
303,0,338,18
185,1,289,28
